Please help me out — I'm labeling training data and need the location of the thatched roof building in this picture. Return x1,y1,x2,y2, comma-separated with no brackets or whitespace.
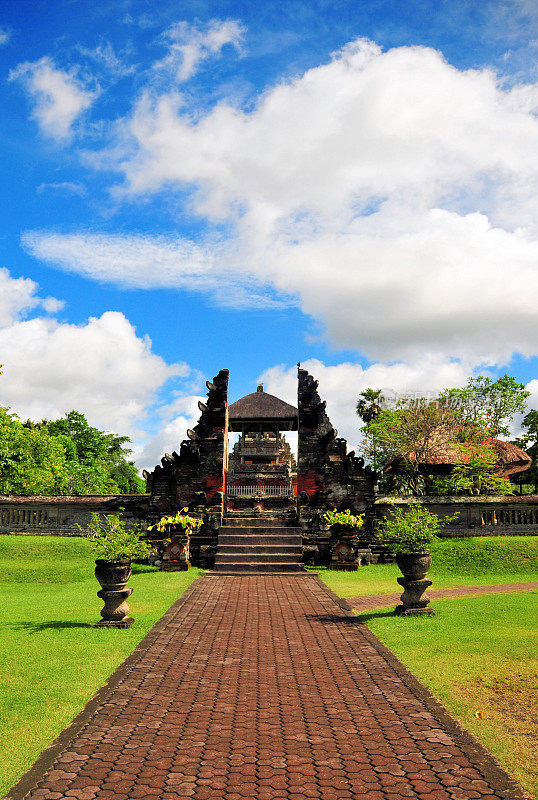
228,385,298,431
385,436,531,478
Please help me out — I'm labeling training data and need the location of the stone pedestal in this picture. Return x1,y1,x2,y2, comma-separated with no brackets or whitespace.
395,576,434,615
95,587,134,628
330,537,358,571
160,533,190,571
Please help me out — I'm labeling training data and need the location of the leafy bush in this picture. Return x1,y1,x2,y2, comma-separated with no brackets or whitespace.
323,508,364,528
377,504,458,554
149,508,203,535
79,512,151,560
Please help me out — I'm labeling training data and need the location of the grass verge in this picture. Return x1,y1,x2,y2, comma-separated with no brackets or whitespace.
363,592,538,798
0,535,202,796
316,535,538,598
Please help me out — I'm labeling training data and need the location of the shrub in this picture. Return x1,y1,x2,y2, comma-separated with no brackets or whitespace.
377,504,458,554
78,512,151,560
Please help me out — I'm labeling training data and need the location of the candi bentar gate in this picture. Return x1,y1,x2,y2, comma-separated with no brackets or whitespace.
144,367,378,572
2,365,535,568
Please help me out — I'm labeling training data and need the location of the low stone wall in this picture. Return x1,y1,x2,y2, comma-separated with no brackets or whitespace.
0,494,218,569
374,495,538,537
0,495,154,536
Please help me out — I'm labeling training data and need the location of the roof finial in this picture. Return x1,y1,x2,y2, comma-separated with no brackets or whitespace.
257,384,264,392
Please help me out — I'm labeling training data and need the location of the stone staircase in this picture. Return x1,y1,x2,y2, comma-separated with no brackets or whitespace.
212,511,306,574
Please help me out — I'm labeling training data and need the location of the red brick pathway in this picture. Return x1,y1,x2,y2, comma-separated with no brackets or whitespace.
7,575,528,800
348,581,538,613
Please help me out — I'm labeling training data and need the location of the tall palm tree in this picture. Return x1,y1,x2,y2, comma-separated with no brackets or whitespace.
356,388,385,423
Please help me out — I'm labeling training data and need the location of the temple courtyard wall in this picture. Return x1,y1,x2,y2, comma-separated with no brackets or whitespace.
1,493,537,571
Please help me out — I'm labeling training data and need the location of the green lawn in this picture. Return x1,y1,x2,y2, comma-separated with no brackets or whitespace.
317,535,538,597
364,592,538,798
316,536,538,798
0,535,203,797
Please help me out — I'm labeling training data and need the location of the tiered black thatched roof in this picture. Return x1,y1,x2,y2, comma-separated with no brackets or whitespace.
229,385,298,430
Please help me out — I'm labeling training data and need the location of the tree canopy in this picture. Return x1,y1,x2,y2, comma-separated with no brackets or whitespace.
438,374,529,438
0,407,145,496
358,374,529,496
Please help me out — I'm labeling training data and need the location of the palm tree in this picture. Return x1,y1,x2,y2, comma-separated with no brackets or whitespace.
356,388,385,423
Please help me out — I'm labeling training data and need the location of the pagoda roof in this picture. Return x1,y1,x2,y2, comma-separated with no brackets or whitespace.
229,386,298,430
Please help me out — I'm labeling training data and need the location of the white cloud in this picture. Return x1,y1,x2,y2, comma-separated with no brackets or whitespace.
9,56,99,141
270,207,538,362
0,267,63,326
153,19,245,82
111,40,538,224
259,357,473,452
24,39,538,367
21,230,295,309
77,41,135,78
0,310,185,435
0,26,11,45
0,269,190,449
36,181,87,197
135,395,203,470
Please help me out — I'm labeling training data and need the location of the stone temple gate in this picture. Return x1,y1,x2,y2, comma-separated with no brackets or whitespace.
144,366,378,570
3,365,537,564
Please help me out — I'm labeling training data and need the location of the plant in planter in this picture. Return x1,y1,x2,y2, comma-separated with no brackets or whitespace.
323,508,365,570
149,508,203,571
376,504,457,615
80,511,151,628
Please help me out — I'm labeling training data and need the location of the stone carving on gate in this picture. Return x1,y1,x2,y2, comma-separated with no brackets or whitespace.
297,367,378,569
144,369,229,567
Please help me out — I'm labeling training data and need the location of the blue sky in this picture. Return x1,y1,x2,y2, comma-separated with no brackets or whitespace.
0,0,537,468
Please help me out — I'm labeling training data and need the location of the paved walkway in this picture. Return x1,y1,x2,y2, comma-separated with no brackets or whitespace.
347,581,538,614
6,575,528,800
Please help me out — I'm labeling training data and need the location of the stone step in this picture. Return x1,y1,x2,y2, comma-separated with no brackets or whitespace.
219,525,302,535
217,544,302,555
223,517,296,528
218,534,302,546
214,518,305,574
212,561,306,573
215,553,300,564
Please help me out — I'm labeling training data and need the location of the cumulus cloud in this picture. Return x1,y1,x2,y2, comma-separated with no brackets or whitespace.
24,39,538,366
153,19,245,82
0,267,63,326
0,310,186,434
135,395,203,470
0,268,192,452
258,358,474,451
9,56,98,141
21,230,294,309
112,40,538,223
270,208,538,362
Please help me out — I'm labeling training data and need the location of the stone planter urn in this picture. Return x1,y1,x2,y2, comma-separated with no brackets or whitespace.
94,559,134,628
160,525,191,571
395,551,434,616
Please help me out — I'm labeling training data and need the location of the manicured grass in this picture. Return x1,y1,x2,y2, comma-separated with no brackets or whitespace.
0,535,203,796
317,535,538,597
364,592,538,798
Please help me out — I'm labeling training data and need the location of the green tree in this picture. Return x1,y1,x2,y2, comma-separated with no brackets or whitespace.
0,404,144,496
356,388,385,423
431,436,514,496
359,378,525,497
0,408,71,495
363,399,463,495
511,410,538,494
439,374,529,438
41,411,144,494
